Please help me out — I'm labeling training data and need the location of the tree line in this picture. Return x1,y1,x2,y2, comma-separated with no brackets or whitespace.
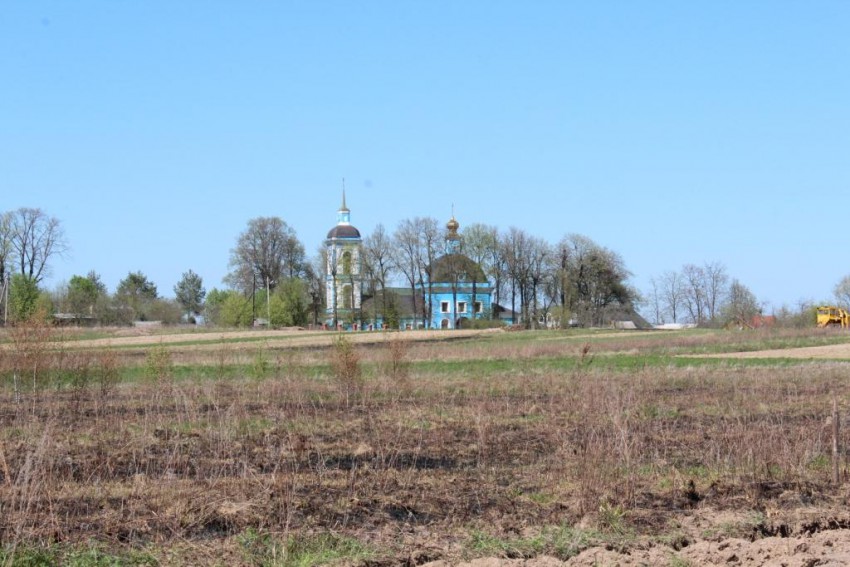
7,206,841,329
0,208,643,328
644,263,850,328
209,215,640,329
644,262,761,327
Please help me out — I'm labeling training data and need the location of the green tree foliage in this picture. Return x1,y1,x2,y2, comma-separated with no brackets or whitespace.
174,269,206,322
203,288,228,326
147,298,183,325
9,274,41,322
382,290,401,329
268,278,309,327
115,271,158,321
555,234,636,327
66,274,101,320
216,291,253,327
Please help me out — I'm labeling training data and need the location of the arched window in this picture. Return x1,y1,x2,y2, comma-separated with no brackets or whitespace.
342,285,352,309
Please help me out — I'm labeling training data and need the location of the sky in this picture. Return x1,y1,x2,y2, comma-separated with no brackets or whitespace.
2,2,848,313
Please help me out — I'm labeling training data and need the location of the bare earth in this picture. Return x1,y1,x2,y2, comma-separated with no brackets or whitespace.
53,327,500,351
707,342,850,360
422,527,850,566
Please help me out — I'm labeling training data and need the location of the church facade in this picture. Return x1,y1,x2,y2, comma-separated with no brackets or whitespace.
324,196,497,330
324,193,363,328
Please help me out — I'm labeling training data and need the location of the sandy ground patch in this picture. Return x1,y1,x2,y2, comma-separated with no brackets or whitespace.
704,342,850,360
420,529,850,566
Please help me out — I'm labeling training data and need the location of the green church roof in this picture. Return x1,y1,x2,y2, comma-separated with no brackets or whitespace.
427,253,487,284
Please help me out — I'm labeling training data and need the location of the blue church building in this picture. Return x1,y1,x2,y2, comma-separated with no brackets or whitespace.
421,215,493,329
324,197,499,330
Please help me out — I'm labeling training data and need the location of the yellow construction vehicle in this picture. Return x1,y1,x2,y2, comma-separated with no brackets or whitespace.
816,306,850,328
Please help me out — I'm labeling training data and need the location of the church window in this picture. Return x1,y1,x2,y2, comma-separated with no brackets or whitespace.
440,301,450,313
342,285,352,309
342,251,352,275
457,301,467,314
474,302,483,313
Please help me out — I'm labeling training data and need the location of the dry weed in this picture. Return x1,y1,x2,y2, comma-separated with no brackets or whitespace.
331,335,363,407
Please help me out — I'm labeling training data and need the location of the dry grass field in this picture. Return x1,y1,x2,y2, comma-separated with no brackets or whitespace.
3,323,850,566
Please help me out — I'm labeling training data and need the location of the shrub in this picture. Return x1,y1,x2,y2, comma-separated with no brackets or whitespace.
331,335,362,407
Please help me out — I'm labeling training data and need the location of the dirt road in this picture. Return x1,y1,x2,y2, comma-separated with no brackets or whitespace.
704,342,850,360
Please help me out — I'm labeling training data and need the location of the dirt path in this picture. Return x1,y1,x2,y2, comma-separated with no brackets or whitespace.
704,342,850,360
50,327,502,351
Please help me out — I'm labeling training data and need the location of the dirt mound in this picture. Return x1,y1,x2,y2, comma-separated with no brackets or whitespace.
421,529,850,566
570,530,850,566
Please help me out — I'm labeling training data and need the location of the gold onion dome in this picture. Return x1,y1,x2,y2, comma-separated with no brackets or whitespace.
446,216,460,238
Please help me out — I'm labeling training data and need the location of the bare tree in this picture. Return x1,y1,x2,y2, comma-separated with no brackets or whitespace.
362,224,395,326
391,216,441,328
226,217,306,296
703,261,729,322
392,218,425,325
0,211,11,286
647,277,664,325
681,264,706,325
8,208,69,284
419,217,441,328
551,241,573,326
463,223,499,319
501,227,532,326
722,279,761,327
660,270,683,324
526,236,551,328
680,261,729,326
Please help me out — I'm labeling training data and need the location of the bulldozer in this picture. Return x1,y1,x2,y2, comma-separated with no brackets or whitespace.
816,306,850,328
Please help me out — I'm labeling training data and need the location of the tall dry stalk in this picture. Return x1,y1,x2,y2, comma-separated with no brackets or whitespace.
384,333,410,381
6,313,55,407
331,335,363,408
214,336,233,380
95,348,121,404
145,340,173,385
3,420,56,563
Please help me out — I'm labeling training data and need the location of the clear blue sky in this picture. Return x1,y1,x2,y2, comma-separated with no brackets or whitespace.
2,2,848,311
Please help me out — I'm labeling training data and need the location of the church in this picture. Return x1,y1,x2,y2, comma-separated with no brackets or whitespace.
324,195,500,330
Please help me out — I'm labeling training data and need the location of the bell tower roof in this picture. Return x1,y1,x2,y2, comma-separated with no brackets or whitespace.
327,187,360,240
